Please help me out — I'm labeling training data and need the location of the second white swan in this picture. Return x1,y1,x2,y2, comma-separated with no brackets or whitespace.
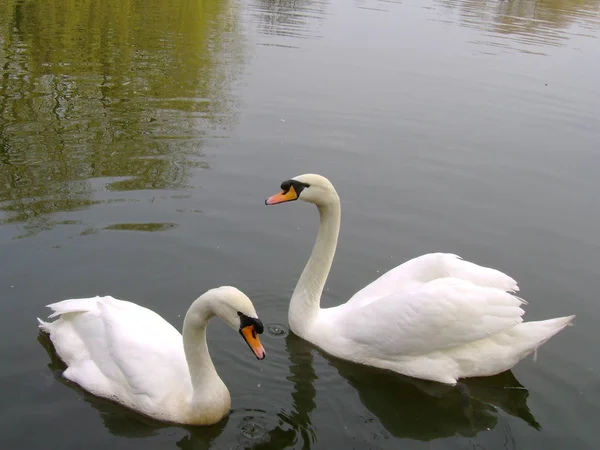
38,286,266,425
265,173,574,384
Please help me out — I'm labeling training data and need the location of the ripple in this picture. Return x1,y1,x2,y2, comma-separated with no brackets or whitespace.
239,418,268,440
235,410,271,446
265,323,288,339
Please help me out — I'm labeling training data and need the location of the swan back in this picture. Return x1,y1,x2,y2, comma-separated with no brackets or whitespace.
39,296,190,421
345,253,519,310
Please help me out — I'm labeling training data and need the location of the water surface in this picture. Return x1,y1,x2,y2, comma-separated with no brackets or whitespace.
1,0,599,448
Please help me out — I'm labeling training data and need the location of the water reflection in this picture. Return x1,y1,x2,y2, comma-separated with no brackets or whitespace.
325,355,540,441
250,0,329,42
252,334,317,449
0,0,243,238
438,0,600,53
263,334,540,447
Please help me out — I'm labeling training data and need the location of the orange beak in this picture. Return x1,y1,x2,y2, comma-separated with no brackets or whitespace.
265,185,298,205
240,325,266,360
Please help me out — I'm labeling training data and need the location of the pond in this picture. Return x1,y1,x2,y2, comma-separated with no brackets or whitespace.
0,0,598,448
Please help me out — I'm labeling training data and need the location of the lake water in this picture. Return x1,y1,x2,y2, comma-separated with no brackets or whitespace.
1,0,599,448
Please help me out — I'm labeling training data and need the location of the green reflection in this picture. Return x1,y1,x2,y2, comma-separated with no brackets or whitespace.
0,0,243,237
104,222,178,232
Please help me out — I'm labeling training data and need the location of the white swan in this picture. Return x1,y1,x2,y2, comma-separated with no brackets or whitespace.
265,173,575,385
38,286,266,425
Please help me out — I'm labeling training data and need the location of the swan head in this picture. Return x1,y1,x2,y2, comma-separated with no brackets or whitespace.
204,286,266,360
265,173,338,207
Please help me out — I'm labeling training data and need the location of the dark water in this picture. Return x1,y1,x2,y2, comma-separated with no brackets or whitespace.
1,0,599,448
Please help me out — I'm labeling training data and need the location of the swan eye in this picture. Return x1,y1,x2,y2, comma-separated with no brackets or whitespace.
280,180,310,194
289,180,309,195
237,311,264,334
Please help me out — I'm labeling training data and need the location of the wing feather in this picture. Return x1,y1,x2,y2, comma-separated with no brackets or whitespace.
97,299,188,403
340,277,525,358
346,253,519,310
43,296,189,406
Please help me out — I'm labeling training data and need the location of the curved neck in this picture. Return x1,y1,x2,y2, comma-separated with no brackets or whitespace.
182,299,225,401
289,197,341,334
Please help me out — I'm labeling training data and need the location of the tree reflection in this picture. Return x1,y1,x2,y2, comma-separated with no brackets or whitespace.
0,0,243,238
251,0,329,40
440,0,600,51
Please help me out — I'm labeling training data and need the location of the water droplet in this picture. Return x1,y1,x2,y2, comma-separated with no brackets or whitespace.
266,323,288,339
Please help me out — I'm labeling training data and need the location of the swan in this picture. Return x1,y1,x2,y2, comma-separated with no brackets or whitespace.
265,173,575,385
37,286,266,425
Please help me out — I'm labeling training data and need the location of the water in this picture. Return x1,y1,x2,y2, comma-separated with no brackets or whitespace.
1,0,598,448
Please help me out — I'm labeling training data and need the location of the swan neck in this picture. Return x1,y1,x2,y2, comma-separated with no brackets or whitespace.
290,197,340,331
182,300,223,398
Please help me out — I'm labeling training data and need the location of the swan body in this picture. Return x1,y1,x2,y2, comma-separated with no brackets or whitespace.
38,286,266,425
266,174,575,385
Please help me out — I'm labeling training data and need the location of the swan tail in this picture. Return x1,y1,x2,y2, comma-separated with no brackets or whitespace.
486,315,575,372
38,297,101,336
37,298,104,369
514,314,576,356
449,315,575,381
37,317,51,332
45,297,101,319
